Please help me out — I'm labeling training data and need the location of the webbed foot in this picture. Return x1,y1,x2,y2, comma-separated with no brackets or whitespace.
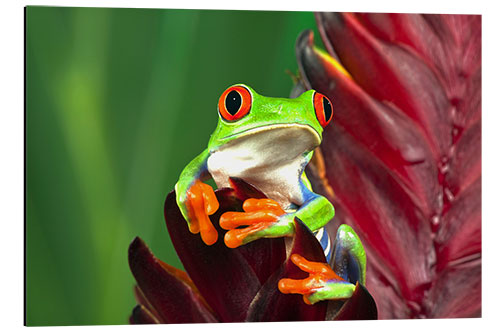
278,254,355,305
219,198,293,248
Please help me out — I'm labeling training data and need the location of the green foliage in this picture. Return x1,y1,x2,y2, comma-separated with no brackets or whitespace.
25,6,318,326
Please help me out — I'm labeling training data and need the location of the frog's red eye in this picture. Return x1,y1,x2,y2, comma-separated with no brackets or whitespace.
313,92,333,127
218,85,252,121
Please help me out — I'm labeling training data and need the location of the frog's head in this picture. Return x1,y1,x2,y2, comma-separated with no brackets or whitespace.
208,84,333,153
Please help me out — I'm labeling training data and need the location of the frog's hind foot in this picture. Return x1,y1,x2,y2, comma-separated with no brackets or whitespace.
278,254,355,305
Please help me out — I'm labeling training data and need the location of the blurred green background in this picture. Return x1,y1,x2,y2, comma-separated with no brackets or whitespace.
26,6,319,326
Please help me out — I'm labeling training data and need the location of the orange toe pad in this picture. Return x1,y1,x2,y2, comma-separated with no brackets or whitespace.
186,180,219,245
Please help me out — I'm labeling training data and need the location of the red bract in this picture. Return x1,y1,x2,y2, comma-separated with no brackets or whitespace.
296,13,481,319
128,178,377,323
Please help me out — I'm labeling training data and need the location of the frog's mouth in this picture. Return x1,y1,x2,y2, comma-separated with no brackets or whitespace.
221,123,321,148
217,123,321,162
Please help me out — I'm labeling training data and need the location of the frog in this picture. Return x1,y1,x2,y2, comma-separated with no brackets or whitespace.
175,84,366,304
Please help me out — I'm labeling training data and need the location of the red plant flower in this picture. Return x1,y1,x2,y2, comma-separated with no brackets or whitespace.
128,178,377,323
296,13,481,319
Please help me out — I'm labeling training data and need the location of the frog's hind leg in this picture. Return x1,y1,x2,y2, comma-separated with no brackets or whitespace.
278,254,355,305
279,224,367,305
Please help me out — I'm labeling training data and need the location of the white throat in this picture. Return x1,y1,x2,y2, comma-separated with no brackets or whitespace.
207,124,320,209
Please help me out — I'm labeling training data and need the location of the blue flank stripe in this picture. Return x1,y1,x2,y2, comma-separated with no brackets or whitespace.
314,227,332,263
298,177,333,263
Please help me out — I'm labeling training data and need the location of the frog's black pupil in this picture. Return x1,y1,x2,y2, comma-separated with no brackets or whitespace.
322,97,332,121
225,90,242,115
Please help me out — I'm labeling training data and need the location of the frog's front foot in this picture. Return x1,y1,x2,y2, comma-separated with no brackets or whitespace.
278,254,355,305
185,180,220,245
219,198,293,248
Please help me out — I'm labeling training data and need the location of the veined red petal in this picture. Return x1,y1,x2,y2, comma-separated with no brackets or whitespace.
296,30,440,218
301,12,481,319
320,126,434,305
425,262,481,318
315,12,452,157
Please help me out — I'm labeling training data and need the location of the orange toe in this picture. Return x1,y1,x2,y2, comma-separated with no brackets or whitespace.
243,198,285,215
220,210,280,230
186,180,219,245
219,198,286,248
223,222,273,248
290,254,341,280
278,254,344,300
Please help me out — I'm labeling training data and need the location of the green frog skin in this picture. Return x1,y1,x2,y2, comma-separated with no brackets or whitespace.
174,84,366,304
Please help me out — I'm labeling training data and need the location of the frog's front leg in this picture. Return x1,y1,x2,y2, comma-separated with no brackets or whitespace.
219,182,334,248
175,149,220,245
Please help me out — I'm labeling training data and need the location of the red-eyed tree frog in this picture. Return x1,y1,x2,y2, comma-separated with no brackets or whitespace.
175,84,366,304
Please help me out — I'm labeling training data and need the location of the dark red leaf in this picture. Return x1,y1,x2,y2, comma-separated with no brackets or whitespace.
333,283,378,320
228,177,267,200
128,237,217,323
228,177,287,285
129,305,161,324
235,234,287,286
245,218,328,321
164,189,286,322
132,286,163,322
289,217,328,264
